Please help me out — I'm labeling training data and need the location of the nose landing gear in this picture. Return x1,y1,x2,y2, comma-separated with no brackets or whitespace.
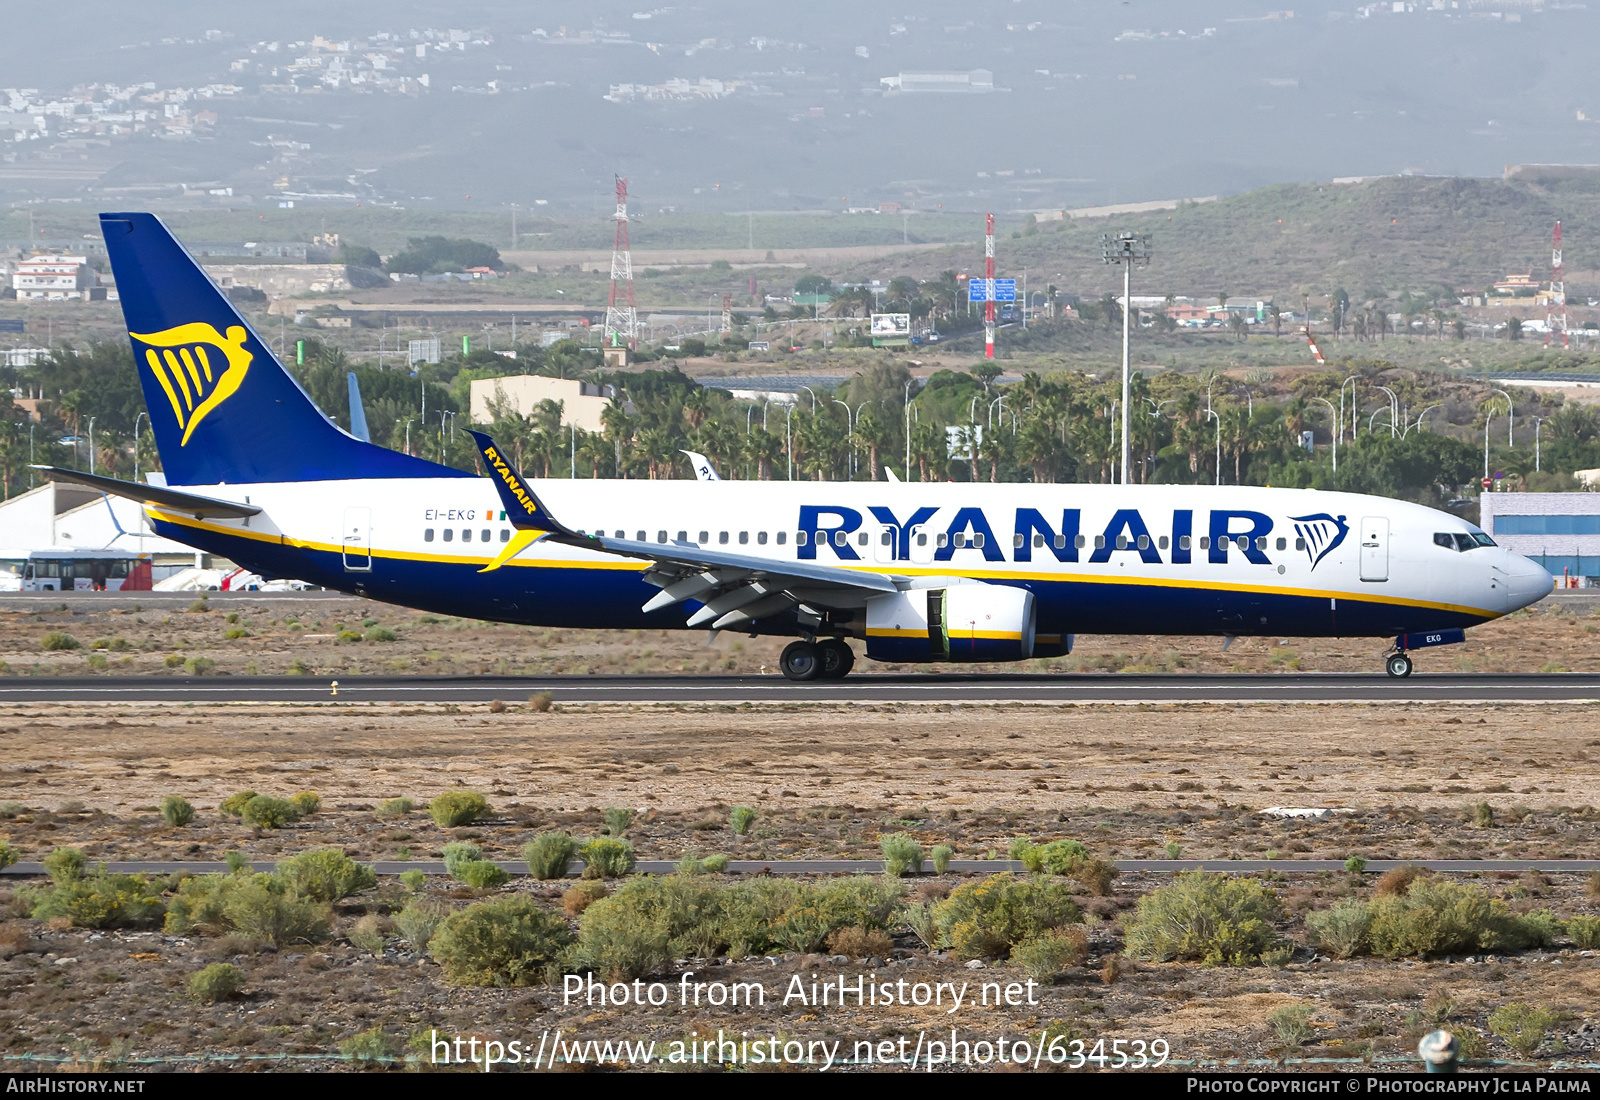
1385,652,1414,678
779,638,855,681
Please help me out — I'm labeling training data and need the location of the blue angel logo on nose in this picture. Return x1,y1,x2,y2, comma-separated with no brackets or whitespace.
1291,513,1349,571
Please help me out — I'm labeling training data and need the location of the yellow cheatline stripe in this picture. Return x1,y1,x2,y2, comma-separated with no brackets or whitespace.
478,529,544,573
146,511,1499,618
865,627,926,638
948,630,1023,641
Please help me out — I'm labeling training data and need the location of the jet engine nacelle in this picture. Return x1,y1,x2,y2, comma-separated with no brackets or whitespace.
863,583,1044,663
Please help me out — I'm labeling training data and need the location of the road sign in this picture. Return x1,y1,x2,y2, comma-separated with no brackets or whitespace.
967,278,1017,302
1481,477,1492,490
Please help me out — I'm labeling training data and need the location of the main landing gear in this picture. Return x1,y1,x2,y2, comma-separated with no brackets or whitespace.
1385,652,1414,678
780,639,855,682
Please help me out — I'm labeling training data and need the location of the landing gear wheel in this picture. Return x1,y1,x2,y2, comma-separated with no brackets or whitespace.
1386,653,1414,678
817,639,855,679
780,640,822,682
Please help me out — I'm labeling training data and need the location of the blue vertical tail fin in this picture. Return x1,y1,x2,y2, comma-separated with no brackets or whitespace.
100,212,467,486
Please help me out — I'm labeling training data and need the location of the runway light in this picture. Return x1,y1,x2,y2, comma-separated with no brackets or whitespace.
330,680,339,697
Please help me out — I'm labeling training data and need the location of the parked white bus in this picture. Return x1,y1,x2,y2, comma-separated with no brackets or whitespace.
0,549,153,592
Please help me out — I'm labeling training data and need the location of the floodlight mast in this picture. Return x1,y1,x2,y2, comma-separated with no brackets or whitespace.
1102,231,1152,486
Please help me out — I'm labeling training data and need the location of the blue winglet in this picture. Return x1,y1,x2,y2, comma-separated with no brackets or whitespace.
469,430,578,535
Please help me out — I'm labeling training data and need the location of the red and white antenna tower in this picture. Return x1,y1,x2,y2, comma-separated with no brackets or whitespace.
1546,220,1569,349
984,212,996,359
605,175,637,350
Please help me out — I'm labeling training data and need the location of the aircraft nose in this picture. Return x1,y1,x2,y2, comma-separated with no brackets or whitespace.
1505,554,1554,612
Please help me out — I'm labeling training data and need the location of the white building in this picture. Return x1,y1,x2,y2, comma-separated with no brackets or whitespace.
468,375,620,433
12,255,92,300
1479,491,1600,584
880,69,994,94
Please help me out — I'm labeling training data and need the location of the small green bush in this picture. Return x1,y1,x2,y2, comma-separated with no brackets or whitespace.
1344,857,1367,874
394,898,450,949
224,629,249,641
399,869,427,893
931,845,953,875
442,841,483,878
562,880,610,916
676,853,705,876
1306,898,1373,959
183,657,216,676
86,653,108,671
1267,1004,1313,1048
603,807,635,836
1368,879,1548,958
29,872,165,929
286,658,310,676
1037,839,1090,874
225,851,251,873
364,627,397,643
163,654,184,668
289,791,321,817
219,791,259,818
1474,802,1496,828
429,790,489,828
575,885,675,979
1489,1002,1558,1058
41,632,81,651
933,875,1082,960
189,962,243,1003
456,861,510,889
275,849,376,903
776,877,906,953
730,805,757,835
240,795,299,829
377,797,415,817
44,847,87,884
1010,927,1089,982
1123,872,1283,966
222,880,329,946
524,833,577,880
160,796,194,827
429,897,573,987
579,838,636,880
0,839,16,871
702,854,730,874
880,832,923,877
340,1026,400,1063
1569,914,1600,949
337,630,362,643
349,913,386,954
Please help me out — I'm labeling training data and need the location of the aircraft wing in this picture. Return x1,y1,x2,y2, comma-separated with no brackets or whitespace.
468,429,902,630
30,465,262,519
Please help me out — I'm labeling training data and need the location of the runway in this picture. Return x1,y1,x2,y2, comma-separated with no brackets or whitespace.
2,672,1599,705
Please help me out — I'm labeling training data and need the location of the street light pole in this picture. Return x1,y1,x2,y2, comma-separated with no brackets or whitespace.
1206,408,1221,486
132,412,148,483
1534,416,1545,472
1492,388,1514,447
1311,397,1337,473
1102,231,1152,486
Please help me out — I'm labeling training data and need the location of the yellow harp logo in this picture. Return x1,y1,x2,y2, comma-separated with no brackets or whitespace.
131,323,253,446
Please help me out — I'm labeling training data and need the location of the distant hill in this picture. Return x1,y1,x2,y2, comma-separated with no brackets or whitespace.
880,175,1600,308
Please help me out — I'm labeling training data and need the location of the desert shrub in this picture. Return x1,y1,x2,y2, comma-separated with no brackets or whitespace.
394,898,450,949
1037,839,1090,875
880,832,923,877
524,833,577,880
730,805,757,835
1367,879,1548,958
219,790,259,818
718,879,805,956
931,845,953,875
455,861,510,889
429,790,489,828
1568,914,1600,949
364,627,397,643
399,869,427,893
932,874,1082,959
225,851,251,873
905,901,938,948
1070,858,1119,897
350,913,386,954
1010,927,1089,982
189,962,243,1003
1306,898,1373,959
1123,872,1283,966
1016,844,1044,873
676,854,705,876
337,630,362,643
702,854,730,874
224,629,249,641
163,654,184,668
575,886,675,979
377,797,415,817
1267,1004,1313,1047
1474,802,1496,828
241,795,299,829
1344,857,1367,874
776,877,907,953
160,796,194,827
603,807,634,836
43,847,87,884
289,791,321,817
562,880,609,917
275,849,376,903
442,842,483,878
429,897,573,987
0,840,15,871
223,881,329,946
579,838,636,880
41,632,81,651
183,657,216,676
828,925,894,958
528,691,553,712
164,874,240,935
1489,1002,1558,1058
340,1026,401,1063
29,872,165,929
1374,864,1424,897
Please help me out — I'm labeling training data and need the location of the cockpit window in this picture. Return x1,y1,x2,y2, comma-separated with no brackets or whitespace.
1436,531,1497,552
1471,532,1496,547
1434,533,1455,550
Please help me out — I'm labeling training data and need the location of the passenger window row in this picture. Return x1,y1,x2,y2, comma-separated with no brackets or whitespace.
424,528,508,544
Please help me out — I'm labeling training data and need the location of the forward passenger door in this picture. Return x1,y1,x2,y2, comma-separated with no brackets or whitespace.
1359,516,1388,582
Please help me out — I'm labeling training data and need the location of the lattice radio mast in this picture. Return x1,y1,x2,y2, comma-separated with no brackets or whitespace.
1546,220,1569,349
605,176,637,350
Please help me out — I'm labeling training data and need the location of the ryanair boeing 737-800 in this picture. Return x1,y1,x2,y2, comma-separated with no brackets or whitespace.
36,213,1554,681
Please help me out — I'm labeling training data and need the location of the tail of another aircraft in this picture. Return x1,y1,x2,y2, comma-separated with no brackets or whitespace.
100,212,467,486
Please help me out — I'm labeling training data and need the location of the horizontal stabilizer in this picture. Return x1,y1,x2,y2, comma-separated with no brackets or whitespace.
31,465,261,519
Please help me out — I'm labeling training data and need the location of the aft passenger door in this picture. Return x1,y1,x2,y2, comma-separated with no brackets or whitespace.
1359,516,1388,582
342,507,372,572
